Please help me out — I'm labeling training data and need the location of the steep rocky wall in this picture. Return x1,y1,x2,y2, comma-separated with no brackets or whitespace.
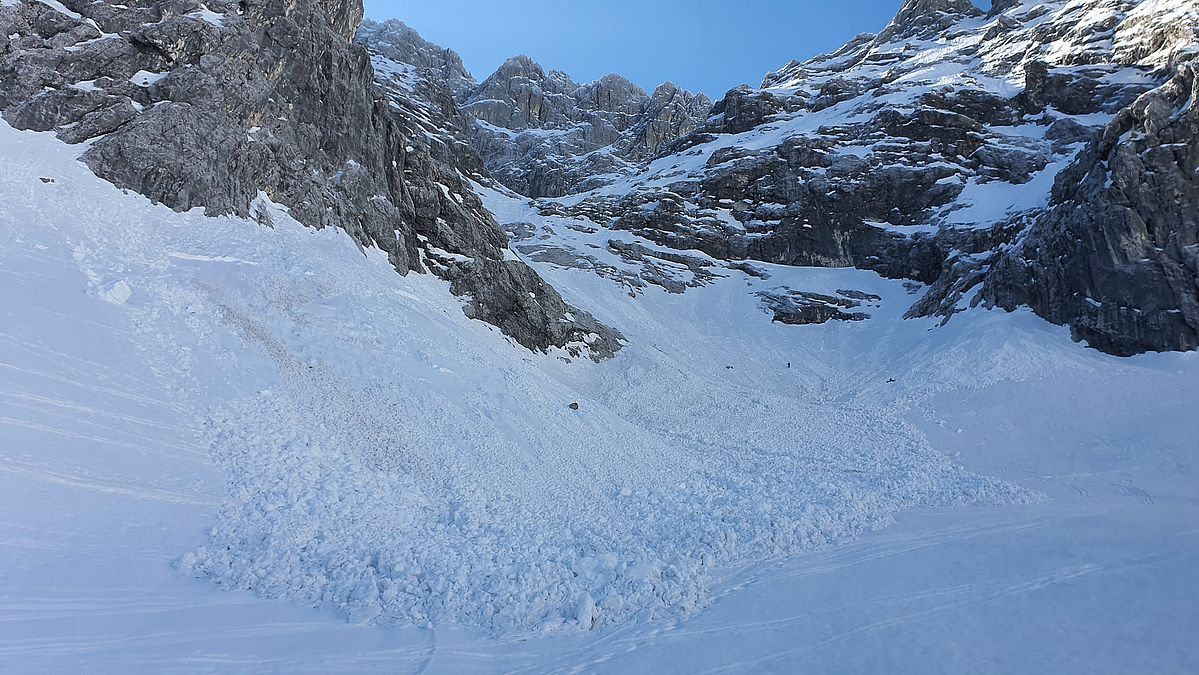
982,63,1199,355
0,0,620,358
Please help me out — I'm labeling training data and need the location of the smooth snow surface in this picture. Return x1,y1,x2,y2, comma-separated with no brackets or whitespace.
3,121,1198,672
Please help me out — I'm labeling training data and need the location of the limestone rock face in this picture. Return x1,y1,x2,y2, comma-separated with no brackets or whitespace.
0,0,620,358
625,82,716,159
877,0,983,42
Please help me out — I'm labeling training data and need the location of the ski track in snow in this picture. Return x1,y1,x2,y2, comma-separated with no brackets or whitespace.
2,119,1198,673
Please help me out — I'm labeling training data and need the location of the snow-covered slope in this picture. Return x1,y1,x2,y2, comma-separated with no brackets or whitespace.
3,120,1198,672
1,121,1027,635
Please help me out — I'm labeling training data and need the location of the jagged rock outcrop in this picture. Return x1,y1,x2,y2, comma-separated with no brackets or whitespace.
877,0,981,41
626,83,709,158
0,0,620,358
356,19,474,99
358,23,486,183
538,0,1198,355
758,290,874,325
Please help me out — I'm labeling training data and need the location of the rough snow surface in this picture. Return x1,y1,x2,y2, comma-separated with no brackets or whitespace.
0,123,1027,636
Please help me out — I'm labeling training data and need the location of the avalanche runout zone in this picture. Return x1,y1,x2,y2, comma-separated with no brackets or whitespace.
181,326,1031,634
16,122,1031,636
160,222,1028,634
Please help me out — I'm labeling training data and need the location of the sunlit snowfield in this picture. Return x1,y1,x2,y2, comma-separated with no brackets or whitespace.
2,122,1197,672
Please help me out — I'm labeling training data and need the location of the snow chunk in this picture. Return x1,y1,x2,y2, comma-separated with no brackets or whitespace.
97,279,132,305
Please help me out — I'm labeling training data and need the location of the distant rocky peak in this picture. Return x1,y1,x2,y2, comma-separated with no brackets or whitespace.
448,53,713,197
546,69,579,91
651,81,685,98
492,54,549,82
355,20,711,198
577,74,647,116
591,72,644,93
647,82,713,118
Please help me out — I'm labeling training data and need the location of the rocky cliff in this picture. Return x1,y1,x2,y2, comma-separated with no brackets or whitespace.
4,0,1194,357
0,0,621,358
357,18,474,99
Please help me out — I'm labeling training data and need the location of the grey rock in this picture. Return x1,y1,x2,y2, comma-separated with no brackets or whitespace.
460,55,711,197
1018,60,1152,116
758,290,869,325
624,82,712,159
607,239,723,294
445,258,623,360
837,289,882,303
728,261,771,279
514,242,649,296
877,0,982,42
354,26,712,199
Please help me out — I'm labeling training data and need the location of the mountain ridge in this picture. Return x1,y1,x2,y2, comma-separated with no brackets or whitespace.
359,21,714,198
513,0,1199,355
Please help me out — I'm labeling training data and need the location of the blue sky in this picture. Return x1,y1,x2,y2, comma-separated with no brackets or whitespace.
362,1,987,97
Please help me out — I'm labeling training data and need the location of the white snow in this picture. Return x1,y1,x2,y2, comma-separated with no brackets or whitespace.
33,0,82,20
370,54,419,93
866,219,939,235
95,279,132,304
2,104,1198,674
